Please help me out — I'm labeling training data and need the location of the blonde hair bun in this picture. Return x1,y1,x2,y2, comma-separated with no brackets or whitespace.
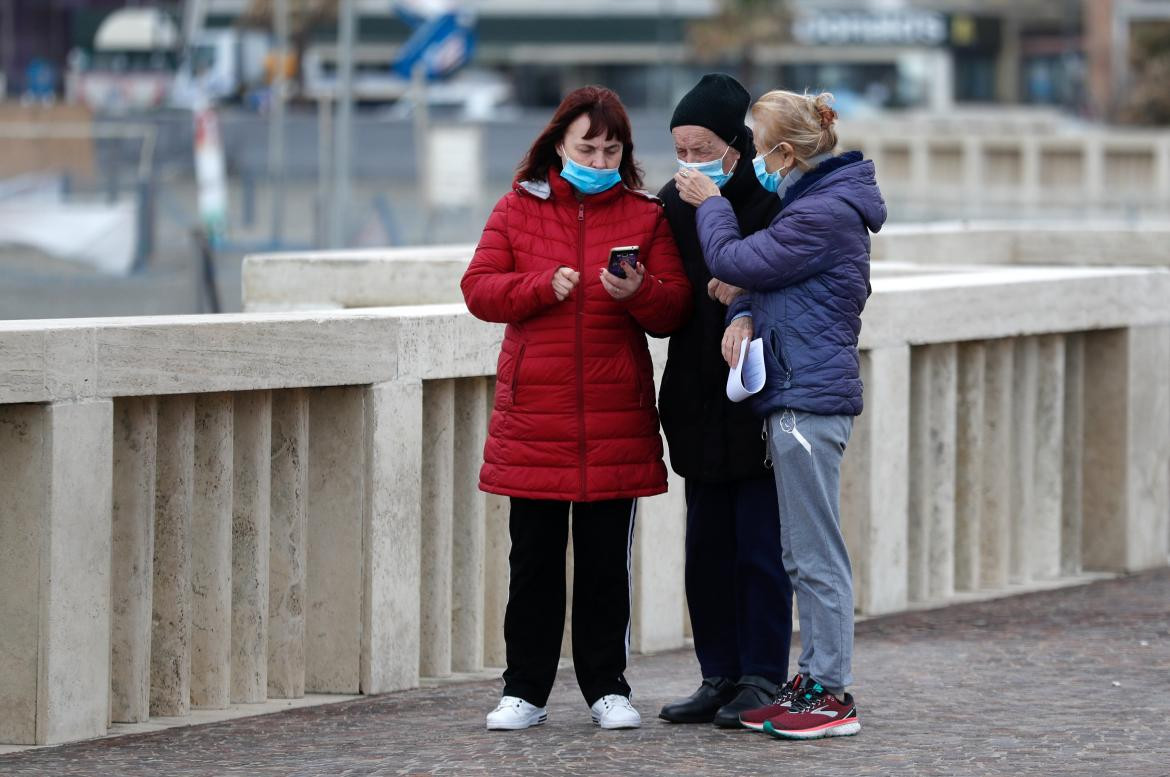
812,92,838,129
750,89,839,164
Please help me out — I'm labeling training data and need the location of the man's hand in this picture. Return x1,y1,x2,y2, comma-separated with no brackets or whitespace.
707,278,745,306
552,266,580,301
722,316,753,369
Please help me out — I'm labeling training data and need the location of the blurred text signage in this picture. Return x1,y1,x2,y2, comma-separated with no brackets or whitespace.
792,10,948,47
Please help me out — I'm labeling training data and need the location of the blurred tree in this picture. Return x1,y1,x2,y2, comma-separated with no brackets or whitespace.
686,0,791,93
1122,21,1170,125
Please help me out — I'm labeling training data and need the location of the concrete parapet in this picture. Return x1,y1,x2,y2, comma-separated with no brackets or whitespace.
3,251,1170,746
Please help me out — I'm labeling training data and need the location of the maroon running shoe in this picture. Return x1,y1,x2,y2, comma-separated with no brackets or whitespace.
738,674,805,731
763,681,860,740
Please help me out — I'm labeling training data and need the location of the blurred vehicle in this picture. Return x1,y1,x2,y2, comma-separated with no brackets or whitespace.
171,28,272,108
77,7,180,113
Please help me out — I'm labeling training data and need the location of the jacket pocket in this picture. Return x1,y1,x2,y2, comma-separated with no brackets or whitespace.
626,341,648,408
510,343,527,403
763,324,793,390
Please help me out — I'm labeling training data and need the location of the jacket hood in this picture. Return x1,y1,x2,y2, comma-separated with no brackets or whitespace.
782,150,887,233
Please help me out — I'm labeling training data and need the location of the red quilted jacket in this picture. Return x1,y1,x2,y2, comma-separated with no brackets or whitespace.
461,168,692,501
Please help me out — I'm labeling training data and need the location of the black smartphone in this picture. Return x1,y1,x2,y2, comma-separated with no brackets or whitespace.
607,246,640,279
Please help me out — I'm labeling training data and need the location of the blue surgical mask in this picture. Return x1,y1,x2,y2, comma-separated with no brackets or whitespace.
752,143,783,192
558,148,622,194
677,143,733,188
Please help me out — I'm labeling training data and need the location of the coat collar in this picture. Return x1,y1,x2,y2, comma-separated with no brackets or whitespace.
779,150,864,209
517,167,631,206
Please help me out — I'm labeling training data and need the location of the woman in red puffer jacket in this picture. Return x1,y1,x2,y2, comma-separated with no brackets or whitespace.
462,85,691,732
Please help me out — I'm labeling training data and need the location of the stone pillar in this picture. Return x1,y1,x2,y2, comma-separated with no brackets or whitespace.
110,397,157,723
481,375,509,670
482,491,510,668
910,138,931,203
1030,335,1066,580
1061,334,1085,576
632,475,686,654
1083,134,1106,208
0,400,113,745
306,387,365,693
151,395,194,718
840,346,911,615
908,344,957,603
1083,327,1170,571
1020,137,1041,209
363,379,423,693
980,339,1014,589
269,389,309,698
231,391,272,704
190,394,233,710
961,137,984,214
954,343,985,592
1156,137,1170,209
562,526,575,660
419,379,455,678
451,378,488,673
1009,338,1038,585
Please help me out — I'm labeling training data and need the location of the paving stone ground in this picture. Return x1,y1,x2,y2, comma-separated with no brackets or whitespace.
2,569,1168,777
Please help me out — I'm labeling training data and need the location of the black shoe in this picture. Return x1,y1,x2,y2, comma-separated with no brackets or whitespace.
658,677,737,724
713,675,780,728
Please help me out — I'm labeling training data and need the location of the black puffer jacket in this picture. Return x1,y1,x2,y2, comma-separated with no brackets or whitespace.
656,128,782,483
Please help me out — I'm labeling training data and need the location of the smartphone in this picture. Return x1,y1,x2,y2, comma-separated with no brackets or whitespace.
607,246,640,279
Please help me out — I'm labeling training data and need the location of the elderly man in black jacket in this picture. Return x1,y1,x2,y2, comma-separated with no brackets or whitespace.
656,74,796,728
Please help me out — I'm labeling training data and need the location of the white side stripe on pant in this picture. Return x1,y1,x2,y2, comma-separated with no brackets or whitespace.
624,498,637,662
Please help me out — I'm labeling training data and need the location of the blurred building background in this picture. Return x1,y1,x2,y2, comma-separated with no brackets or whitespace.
1,0,1169,318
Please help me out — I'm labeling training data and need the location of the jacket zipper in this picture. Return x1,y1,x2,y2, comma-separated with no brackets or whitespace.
576,202,587,500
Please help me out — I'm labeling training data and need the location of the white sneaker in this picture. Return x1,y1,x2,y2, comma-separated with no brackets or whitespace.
590,694,641,729
486,696,547,730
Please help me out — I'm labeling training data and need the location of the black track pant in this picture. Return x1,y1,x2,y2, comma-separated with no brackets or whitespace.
501,497,636,708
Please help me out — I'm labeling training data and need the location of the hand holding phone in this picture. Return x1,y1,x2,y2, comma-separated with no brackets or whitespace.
607,246,640,279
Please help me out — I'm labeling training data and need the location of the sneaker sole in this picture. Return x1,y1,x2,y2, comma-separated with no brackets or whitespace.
591,715,641,730
486,713,547,731
740,720,766,731
763,719,860,740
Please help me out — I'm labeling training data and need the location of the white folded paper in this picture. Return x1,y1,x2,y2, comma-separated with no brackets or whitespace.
726,337,766,402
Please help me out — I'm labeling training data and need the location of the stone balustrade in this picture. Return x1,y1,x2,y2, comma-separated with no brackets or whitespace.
833,127,1170,216
3,254,1170,747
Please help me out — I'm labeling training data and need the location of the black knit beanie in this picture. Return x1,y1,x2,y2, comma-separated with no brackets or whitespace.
669,73,751,148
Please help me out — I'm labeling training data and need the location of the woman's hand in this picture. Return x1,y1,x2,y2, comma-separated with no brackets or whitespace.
722,316,753,369
674,169,721,207
600,262,645,300
552,266,580,301
707,278,745,306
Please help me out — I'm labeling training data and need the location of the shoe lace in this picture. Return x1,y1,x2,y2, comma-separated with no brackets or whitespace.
771,675,803,705
788,682,829,713
495,696,523,712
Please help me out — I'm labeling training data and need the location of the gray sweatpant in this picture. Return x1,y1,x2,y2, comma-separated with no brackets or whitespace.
766,408,854,694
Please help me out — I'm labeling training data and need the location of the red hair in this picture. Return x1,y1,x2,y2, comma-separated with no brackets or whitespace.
516,85,644,190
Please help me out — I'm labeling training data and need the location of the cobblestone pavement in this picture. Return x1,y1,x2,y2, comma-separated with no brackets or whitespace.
3,569,1168,777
